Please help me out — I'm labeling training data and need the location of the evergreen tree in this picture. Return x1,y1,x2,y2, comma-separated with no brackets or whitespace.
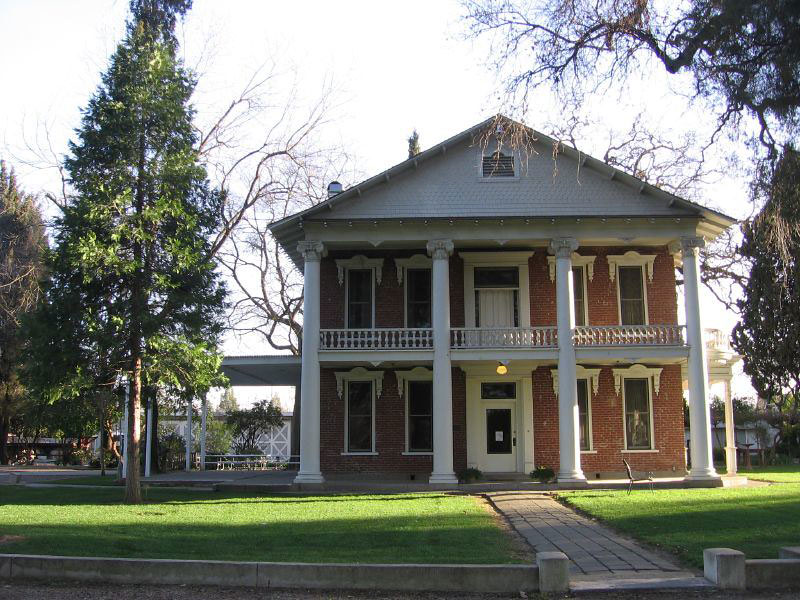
218,388,238,414
407,129,420,159
0,160,45,464
34,0,226,502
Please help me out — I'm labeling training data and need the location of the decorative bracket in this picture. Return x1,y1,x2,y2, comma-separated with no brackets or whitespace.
394,254,432,285
547,254,596,282
334,367,384,399
334,255,384,286
551,366,602,397
607,251,657,283
394,367,433,397
611,364,662,396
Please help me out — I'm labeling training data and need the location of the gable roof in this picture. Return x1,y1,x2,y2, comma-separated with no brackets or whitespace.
270,115,736,249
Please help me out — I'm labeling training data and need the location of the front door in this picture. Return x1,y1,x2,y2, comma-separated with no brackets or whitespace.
483,403,516,472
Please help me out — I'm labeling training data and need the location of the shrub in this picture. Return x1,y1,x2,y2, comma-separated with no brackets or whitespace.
530,466,555,483
458,467,483,483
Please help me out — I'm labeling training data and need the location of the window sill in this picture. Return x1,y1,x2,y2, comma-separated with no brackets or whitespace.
340,451,379,456
402,451,433,456
580,450,597,454
622,449,659,453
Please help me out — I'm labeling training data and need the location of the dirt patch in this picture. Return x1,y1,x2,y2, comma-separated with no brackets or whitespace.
473,494,535,562
0,534,25,544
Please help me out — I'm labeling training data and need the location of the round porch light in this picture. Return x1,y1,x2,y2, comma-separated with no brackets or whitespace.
496,361,509,375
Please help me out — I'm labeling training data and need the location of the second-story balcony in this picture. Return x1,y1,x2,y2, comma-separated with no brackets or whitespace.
319,324,692,351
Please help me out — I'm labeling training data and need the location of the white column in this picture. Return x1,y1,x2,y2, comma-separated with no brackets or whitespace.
144,400,153,478
427,239,458,484
200,394,208,471
294,241,325,484
550,237,585,483
185,400,193,472
724,379,737,476
682,236,718,479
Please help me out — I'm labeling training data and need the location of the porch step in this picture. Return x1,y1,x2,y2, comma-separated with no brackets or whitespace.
483,472,529,482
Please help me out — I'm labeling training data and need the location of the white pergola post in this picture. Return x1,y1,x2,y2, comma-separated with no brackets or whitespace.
185,399,193,472
121,382,129,480
144,400,153,478
200,394,208,471
682,236,718,479
294,241,325,484
550,237,585,483
427,239,458,484
723,378,737,476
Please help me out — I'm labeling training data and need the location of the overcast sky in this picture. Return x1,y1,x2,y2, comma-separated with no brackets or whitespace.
0,0,754,403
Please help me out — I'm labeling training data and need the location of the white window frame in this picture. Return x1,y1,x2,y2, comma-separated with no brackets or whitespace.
607,251,656,326
396,367,434,455
335,367,383,455
395,255,433,328
477,147,520,182
461,252,533,328
336,255,384,329
576,378,593,452
571,264,590,327
344,268,376,329
550,366,601,453
612,364,662,452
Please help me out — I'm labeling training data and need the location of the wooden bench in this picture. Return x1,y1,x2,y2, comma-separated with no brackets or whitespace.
623,458,654,494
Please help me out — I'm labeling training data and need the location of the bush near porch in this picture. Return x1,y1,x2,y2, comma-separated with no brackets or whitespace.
0,487,523,564
560,482,800,568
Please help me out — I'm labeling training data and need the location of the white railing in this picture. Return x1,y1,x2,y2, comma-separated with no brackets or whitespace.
450,327,558,349
704,328,733,352
319,328,433,350
574,325,686,346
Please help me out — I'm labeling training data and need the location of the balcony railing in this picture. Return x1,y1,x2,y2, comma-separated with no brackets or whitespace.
704,328,734,352
574,325,685,347
320,328,433,350
451,327,558,349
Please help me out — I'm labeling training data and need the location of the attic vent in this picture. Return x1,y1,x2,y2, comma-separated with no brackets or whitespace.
482,151,514,178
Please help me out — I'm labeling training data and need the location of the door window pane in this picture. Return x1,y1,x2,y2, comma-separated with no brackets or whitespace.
624,378,652,450
481,382,517,399
347,269,373,328
572,266,586,326
619,266,645,325
486,408,512,454
407,381,433,452
347,381,373,452
577,379,590,451
474,267,519,287
406,268,432,328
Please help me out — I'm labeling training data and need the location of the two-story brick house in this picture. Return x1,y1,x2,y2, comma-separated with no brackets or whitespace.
268,116,736,485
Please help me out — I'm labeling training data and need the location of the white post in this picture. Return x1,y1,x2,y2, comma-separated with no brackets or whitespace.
724,379,737,476
294,241,325,484
200,394,207,471
144,400,153,478
550,237,585,483
427,239,458,484
121,383,129,480
185,399,192,472
681,236,718,479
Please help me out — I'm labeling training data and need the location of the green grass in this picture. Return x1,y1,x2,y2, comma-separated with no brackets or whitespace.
560,484,800,568
739,465,800,483
0,487,520,564
47,475,119,486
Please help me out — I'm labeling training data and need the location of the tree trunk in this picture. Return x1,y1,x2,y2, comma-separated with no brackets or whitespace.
124,360,143,504
0,413,10,465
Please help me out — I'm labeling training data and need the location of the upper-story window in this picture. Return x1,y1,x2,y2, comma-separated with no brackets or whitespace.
474,267,519,328
346,269,373,328
406,268,432,328
618,266,646,325
572,266,587,326
577,379,591,451
482,151,515,177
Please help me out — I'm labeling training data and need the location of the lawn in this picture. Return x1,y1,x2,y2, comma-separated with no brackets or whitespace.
47,475,119,486
560,484,800,568
739,465,800,483
0,487,521,564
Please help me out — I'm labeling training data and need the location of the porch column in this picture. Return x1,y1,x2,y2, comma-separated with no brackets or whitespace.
294,241,325,484
724,378,737,476
427,239,458,484
681,236,718,479
550,237,585,483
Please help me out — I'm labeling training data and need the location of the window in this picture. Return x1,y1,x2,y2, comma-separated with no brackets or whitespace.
474,267,519,327
407,381,433,452
346,269,373,328
481,382,517,400
406,268,432,328
482,151,514,177
346,381,374,452
624,378,652,450
572,266,587,326
618,266,646,325
577,379,591,451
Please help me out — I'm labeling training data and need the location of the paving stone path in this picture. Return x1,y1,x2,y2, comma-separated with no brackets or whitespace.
488,491,685,576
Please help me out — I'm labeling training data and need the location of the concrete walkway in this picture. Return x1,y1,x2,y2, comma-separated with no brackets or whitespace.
488,491,707,589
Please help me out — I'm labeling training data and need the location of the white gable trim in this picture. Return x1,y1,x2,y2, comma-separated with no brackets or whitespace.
612,364,662,396
607,251,657,283
547,253,596,282
335,255,384,286
335,367,384,399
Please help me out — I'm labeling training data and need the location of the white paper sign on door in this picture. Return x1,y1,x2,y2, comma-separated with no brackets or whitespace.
495,431,503,442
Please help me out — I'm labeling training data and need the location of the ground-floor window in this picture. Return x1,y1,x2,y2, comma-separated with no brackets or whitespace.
623,378,653,450
407,381,433,452
346,381,374,452
577,379,591,451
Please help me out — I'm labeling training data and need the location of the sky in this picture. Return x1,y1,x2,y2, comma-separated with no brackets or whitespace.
0,0,754,405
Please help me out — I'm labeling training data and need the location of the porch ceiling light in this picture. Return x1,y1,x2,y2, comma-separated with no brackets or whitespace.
496,361,509,375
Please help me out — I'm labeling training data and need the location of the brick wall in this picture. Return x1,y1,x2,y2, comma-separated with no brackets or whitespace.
532,364,686,476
